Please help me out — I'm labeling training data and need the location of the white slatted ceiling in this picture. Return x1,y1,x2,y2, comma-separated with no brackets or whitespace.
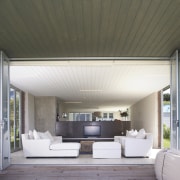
10,61,170,111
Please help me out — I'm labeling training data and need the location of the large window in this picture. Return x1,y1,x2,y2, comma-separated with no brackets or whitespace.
69,112,113,121
10,87,22,152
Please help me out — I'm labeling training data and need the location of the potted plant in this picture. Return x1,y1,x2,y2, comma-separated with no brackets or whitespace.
119,109,128,120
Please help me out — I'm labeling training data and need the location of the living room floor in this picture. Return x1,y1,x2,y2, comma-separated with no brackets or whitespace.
10,149,160,165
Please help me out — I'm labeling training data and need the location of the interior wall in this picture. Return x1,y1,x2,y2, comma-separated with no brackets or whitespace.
35,96,56,135
57,99,66,118
112,112,119,120
130,92,159,148
24,92,35,133
61,108,122,121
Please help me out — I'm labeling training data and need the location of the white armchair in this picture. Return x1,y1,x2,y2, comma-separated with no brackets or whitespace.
114,133,153,157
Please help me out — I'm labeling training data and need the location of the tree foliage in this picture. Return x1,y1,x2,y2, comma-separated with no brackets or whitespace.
163,93,170,101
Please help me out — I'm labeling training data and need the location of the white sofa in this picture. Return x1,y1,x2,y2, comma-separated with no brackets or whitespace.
155,149,180,180
93,142,121,159
21,133,81,157
114,133,153,157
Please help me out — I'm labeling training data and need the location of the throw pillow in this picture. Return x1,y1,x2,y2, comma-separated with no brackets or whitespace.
28,130,34,139
126,129,133,136
38,132,49,139
136,128,146,139
126,129,138,138
33,129,40,139
45,131,54,141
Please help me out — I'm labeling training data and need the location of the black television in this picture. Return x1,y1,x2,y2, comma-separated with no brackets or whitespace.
83,125,101,137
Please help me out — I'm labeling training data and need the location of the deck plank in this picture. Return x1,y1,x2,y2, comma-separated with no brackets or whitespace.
0,164,156,180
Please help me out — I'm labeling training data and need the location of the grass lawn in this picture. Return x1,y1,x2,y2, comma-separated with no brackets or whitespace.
163,138,170,148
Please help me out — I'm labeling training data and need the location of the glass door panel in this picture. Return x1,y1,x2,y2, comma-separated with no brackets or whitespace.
10,88,15,151
0,51,10,170
10,87,21,152
162,87,170,148
15,91,20,149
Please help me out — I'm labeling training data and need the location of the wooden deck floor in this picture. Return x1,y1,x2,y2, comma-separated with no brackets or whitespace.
0,164,156,180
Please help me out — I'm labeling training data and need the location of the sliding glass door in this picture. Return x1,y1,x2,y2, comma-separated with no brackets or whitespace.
0,51,10,170
170,50,180,150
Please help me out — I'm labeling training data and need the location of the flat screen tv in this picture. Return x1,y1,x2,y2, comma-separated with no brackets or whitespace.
83,125,101,137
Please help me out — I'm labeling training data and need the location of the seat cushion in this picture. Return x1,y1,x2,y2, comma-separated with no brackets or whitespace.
93,142,121,150
50,142,80,150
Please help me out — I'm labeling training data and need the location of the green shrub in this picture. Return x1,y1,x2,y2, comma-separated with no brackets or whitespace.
163,138,170,148
163,124,170,139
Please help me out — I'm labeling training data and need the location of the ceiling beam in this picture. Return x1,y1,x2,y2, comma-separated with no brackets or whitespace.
10,56,170,61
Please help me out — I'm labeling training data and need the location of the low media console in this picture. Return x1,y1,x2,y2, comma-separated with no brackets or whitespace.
55,121,130,139
63,137,114,142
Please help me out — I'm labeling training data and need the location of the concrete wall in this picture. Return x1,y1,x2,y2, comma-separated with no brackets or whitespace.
130,92,159,148
35,96,57,135
24,92,35,133
57,99,66,118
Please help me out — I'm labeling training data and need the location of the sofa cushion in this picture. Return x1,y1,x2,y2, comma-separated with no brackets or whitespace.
50,142,80,150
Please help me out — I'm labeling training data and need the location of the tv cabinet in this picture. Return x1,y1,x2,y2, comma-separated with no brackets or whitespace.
63,137,114,142
55,121,130,139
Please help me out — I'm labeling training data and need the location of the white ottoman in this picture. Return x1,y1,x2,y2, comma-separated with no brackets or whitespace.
92,142,121,158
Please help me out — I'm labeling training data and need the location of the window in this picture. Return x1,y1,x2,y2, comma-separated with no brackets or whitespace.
102,112,114,121
103,113,108,119
69,113,91,121
109,113,113,119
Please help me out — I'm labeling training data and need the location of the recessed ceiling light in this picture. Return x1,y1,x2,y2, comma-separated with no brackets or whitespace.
80,90,104,92
64,101,82,104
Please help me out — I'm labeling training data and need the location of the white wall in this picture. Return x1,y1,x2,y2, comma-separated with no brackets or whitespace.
110,111,121,120
25,92,35,133
130,92,159,148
